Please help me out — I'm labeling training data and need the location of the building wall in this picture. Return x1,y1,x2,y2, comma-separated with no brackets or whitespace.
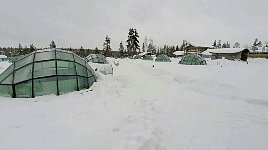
185,46,209,54
211,52,241,60
249,52,268,58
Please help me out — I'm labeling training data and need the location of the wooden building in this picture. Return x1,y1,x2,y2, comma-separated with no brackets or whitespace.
184,45,211,54
202,48,250,60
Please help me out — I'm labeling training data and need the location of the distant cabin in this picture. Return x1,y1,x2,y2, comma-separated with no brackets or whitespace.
202,48,250,61
184,45,211,54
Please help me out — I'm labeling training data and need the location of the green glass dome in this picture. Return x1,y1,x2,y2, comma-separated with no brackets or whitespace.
128,56,134,59
86,54,108,64
0,49,96,98
142,55,153,60
179,54,207,65
155,54,171,62
133,55,142,59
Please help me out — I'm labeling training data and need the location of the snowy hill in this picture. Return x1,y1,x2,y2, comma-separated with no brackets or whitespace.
0,58,268,150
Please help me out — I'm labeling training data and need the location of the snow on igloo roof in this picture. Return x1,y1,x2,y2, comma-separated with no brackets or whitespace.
206,48,244,54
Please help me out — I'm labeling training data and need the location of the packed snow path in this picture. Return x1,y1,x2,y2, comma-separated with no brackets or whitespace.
0,58,268,150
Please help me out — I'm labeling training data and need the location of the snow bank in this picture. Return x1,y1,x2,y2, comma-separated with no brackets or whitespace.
0,58,268,150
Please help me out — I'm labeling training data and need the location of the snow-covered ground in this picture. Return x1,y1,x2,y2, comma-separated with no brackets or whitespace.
0,58,268,150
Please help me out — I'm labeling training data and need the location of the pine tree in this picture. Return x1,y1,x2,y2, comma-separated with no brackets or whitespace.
94,47,99,54
143,37,148,52
212,40,217,47
156,47,160,56
79,46,85,58
180,40,190,52
226,42,230,48
148,43,155,54
176,45,179,51
222,43,227,48
163,45,167,54
258,41,262,47
50,40,56,49
217,40,222,48
29,44,36,53
18,43,23,55
119,41,124,58
142,43,145,52
103,35,111,57
126,28,140,56
168,45,176,57
252,38,259,51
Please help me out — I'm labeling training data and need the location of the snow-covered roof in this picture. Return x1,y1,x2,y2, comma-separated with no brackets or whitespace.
36,48,72,53
173,51,184,56
0,55,7,58
190,44,213,48
138,52,148,56
138,52,153,56
202,48,244,54
201,49,213,55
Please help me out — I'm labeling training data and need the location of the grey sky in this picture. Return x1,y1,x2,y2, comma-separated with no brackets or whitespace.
0,0,267,49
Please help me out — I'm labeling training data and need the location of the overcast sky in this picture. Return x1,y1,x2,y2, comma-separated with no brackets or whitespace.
0,0,267,49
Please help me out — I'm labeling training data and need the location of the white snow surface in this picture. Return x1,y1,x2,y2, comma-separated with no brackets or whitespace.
0,55,7,59
0,58,268,150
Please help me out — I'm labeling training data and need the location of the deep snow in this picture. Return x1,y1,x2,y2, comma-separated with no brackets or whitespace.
0,58,268,150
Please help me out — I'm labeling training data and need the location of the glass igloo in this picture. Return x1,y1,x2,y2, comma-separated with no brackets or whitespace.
86,54,108,64
142,55,153,60
179,53,207,65
155,54,171,62
133,55,142,59
0,49,96,98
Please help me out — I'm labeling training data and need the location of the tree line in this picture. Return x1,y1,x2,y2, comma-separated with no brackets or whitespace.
1,29,268,58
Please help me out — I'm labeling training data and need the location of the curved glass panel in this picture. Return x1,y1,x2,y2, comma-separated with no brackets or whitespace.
14,64,33,84
34,61,56,78
35,51,55,62
57,61,76,75
78,77,89,90
0,64,14,82
56,51,74,61
15,54,33,69
76,63,87,77
74,55,85,65
15,80,32,98
34,77,57,96
0,85,13,97
58,76,77,94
